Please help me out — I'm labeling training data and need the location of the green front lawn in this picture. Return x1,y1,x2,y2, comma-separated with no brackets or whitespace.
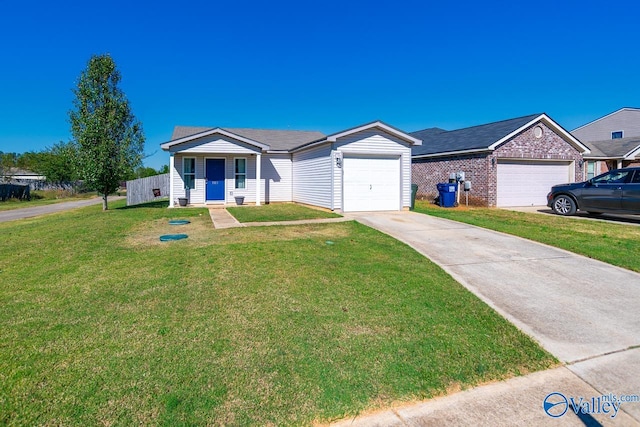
227,202,342,222
414,201,640,272
0,200,554,425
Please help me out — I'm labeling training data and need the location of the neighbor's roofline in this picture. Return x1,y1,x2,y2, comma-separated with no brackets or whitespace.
582,155,624,160
571,107,640,132
161,128,270,151
413,114,590,158
625,144,640,159
290,120,422,153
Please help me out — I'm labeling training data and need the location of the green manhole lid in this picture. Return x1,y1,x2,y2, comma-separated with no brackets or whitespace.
160,234,188,242
169,219,191,225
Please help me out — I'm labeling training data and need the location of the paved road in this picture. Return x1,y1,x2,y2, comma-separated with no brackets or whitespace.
338,211,640,425
0,197,125,223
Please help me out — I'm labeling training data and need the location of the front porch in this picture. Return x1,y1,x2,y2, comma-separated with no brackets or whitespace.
168,152,264,208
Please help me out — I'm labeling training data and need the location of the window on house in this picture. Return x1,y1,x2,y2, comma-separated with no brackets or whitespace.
586,161,595,180
235,158,246,189
612,131,623,139
183,157,195,189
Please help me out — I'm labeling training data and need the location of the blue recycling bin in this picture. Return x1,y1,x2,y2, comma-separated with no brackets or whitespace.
437,183,457,208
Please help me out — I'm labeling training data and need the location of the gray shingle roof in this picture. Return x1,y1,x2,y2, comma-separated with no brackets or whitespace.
410,114,542,156
170,126,326,151
583,136,640,158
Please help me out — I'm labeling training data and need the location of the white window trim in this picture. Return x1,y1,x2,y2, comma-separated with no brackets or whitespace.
183,157,196,189
612,130,624,139
586,160,596,180
234,157,247,190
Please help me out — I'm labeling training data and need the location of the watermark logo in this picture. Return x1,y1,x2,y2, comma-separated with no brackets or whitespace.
543,392,568,418
543,392,639,419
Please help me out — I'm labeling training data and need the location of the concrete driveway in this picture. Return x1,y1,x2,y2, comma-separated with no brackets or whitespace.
344,211,640,424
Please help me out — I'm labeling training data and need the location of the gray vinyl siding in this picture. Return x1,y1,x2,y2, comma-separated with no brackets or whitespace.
262,154,292,202
573,110,640,142
172,154,206,204
333,130,412,209
226,155,253,204
292,145,333,209
229,154,293,204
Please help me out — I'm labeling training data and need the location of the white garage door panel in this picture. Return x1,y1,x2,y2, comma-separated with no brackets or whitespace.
497,161,571,207
343,156,400,212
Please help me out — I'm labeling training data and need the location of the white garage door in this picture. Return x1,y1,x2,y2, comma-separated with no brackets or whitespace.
497,160,572,207
343,156,400,212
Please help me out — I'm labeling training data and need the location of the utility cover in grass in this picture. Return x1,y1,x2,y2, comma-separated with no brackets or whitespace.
168,219,191,225
160,234,188,241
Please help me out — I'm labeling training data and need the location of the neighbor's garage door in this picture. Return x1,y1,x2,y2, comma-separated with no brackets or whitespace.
497,160,572,206
343,156,400,212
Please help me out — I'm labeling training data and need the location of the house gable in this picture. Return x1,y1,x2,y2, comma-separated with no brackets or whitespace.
168,134,262,155
161,128,268,153
493,121,584,162
292,121,421,153
490,114,589,154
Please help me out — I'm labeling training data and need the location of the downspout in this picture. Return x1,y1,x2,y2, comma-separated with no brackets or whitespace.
330,145,335,211
256,152,262,206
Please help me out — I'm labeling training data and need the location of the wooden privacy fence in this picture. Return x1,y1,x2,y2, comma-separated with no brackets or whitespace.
126,173,170,206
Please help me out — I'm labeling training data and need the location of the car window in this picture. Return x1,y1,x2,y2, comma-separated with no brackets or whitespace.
632,171,640,184
593,170,631,184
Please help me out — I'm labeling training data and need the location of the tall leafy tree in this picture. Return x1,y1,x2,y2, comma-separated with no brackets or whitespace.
69,54,145,210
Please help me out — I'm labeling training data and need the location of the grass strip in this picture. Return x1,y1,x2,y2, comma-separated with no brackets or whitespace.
414,201,640,272
227,203,341,223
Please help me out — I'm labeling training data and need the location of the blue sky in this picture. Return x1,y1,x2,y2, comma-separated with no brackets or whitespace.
1,0,638,170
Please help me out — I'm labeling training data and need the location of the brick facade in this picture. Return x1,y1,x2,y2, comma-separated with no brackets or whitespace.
413,154,490,206
412,121,584,206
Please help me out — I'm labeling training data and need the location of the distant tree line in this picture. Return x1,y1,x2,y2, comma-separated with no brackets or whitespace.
0,147,168,184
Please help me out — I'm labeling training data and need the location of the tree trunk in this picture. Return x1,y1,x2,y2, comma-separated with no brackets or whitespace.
102,193,108,210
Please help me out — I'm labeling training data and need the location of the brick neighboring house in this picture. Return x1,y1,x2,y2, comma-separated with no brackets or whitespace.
411,114,590,207
571,108,640,178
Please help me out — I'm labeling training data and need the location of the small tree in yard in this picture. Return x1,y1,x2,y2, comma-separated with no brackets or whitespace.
69,54,144,210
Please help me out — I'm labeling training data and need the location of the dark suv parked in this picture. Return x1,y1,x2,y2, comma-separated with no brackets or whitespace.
547,167,640,216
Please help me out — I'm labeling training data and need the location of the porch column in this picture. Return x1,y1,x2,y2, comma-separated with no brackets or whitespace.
169,153,175,208
256,153,262,206
616,160,623,169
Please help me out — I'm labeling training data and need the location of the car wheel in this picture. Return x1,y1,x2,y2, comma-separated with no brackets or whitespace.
552,195,577,216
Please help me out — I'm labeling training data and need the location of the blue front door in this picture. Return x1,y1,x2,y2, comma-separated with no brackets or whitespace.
206,159,225,201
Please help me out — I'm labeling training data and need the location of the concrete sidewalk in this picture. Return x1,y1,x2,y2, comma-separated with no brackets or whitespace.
330,366,638,426
335,211,640,426
0,196,124,223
